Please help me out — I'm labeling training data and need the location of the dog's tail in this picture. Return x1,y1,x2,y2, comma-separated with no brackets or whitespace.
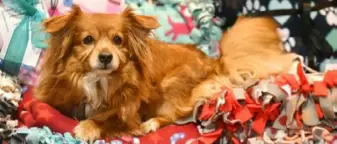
217,16,297,86
183,17,299,114
177,17,299,122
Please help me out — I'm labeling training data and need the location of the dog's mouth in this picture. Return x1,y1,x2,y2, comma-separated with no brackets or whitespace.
100,64,111,70
93,64,113,74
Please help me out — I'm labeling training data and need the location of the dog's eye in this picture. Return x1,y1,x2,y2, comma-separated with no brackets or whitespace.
113,36,122,45
83,36,94,45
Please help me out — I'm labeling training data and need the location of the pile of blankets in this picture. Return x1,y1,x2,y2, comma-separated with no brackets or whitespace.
1,61,337,143
2,0,337,144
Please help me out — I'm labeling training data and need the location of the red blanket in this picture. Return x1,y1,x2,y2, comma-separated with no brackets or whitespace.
17,87,201,144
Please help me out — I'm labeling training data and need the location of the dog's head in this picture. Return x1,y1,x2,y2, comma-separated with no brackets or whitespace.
43,5,160,75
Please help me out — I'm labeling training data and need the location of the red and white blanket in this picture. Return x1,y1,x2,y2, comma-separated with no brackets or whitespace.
16,62,337,144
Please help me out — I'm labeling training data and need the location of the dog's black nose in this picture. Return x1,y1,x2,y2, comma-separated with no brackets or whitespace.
98,52,112,64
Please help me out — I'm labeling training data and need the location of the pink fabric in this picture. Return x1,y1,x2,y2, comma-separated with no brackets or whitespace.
46,0,124,17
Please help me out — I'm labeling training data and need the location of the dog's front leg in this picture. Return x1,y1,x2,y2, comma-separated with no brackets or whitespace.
73,109,117,142
74,108,142,141
73,119,102,142
140,116,175,134
74,87,143,141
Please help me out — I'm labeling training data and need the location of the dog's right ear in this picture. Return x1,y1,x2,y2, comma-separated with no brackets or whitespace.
43,4,82,33
42,5,82,73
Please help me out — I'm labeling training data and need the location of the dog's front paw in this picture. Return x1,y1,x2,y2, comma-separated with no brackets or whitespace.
129,128,146,136
140,118,160,134
74,120,101,142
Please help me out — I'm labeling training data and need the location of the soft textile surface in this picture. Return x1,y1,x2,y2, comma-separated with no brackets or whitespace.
0,70,21,141
126,0,222,57
9,62,337,144
178,62,337,144
16,87,200,144
17,86,78,133
8,124,200,144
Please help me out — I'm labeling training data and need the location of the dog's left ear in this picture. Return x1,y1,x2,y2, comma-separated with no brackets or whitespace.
121,8,159,73
122,8,160,36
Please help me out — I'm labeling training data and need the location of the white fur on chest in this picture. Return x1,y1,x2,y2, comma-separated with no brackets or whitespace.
82,72,108,118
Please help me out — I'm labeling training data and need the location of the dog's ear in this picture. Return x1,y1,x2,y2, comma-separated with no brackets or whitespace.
122,7,160,37
43,4,82,33
121,8,159,71
42,5,82,74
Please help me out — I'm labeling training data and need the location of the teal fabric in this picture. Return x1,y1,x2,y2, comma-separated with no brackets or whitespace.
2,16,30,76
326,29,337,52
1,0,49,75
128,2,194,44
14,126,128,144
15,126,83,144
125,1,223,57
188,1,223,57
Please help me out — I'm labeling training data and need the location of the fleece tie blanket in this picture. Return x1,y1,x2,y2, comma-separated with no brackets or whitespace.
2,62,335,144
126,0,223,57
177,62,337,144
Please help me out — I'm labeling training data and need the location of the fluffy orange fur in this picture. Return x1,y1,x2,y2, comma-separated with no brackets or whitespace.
35,5,216,141
191,17,298,104
34,5,296,141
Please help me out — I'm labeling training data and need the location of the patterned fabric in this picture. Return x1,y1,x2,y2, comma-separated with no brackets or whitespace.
45,0,124,17
127,2,195,43
213,0,337,71
0,70,21,141
178,60,337,144
7,124,199,144
187,0,223,57
9,61,337,144
4,60,337,144
126,0,222,57
9,126,82,144
0,0,49,75
10,60,337,144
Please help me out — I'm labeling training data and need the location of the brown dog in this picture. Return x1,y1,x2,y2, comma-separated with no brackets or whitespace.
35,5,216,141
35,4,296,141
